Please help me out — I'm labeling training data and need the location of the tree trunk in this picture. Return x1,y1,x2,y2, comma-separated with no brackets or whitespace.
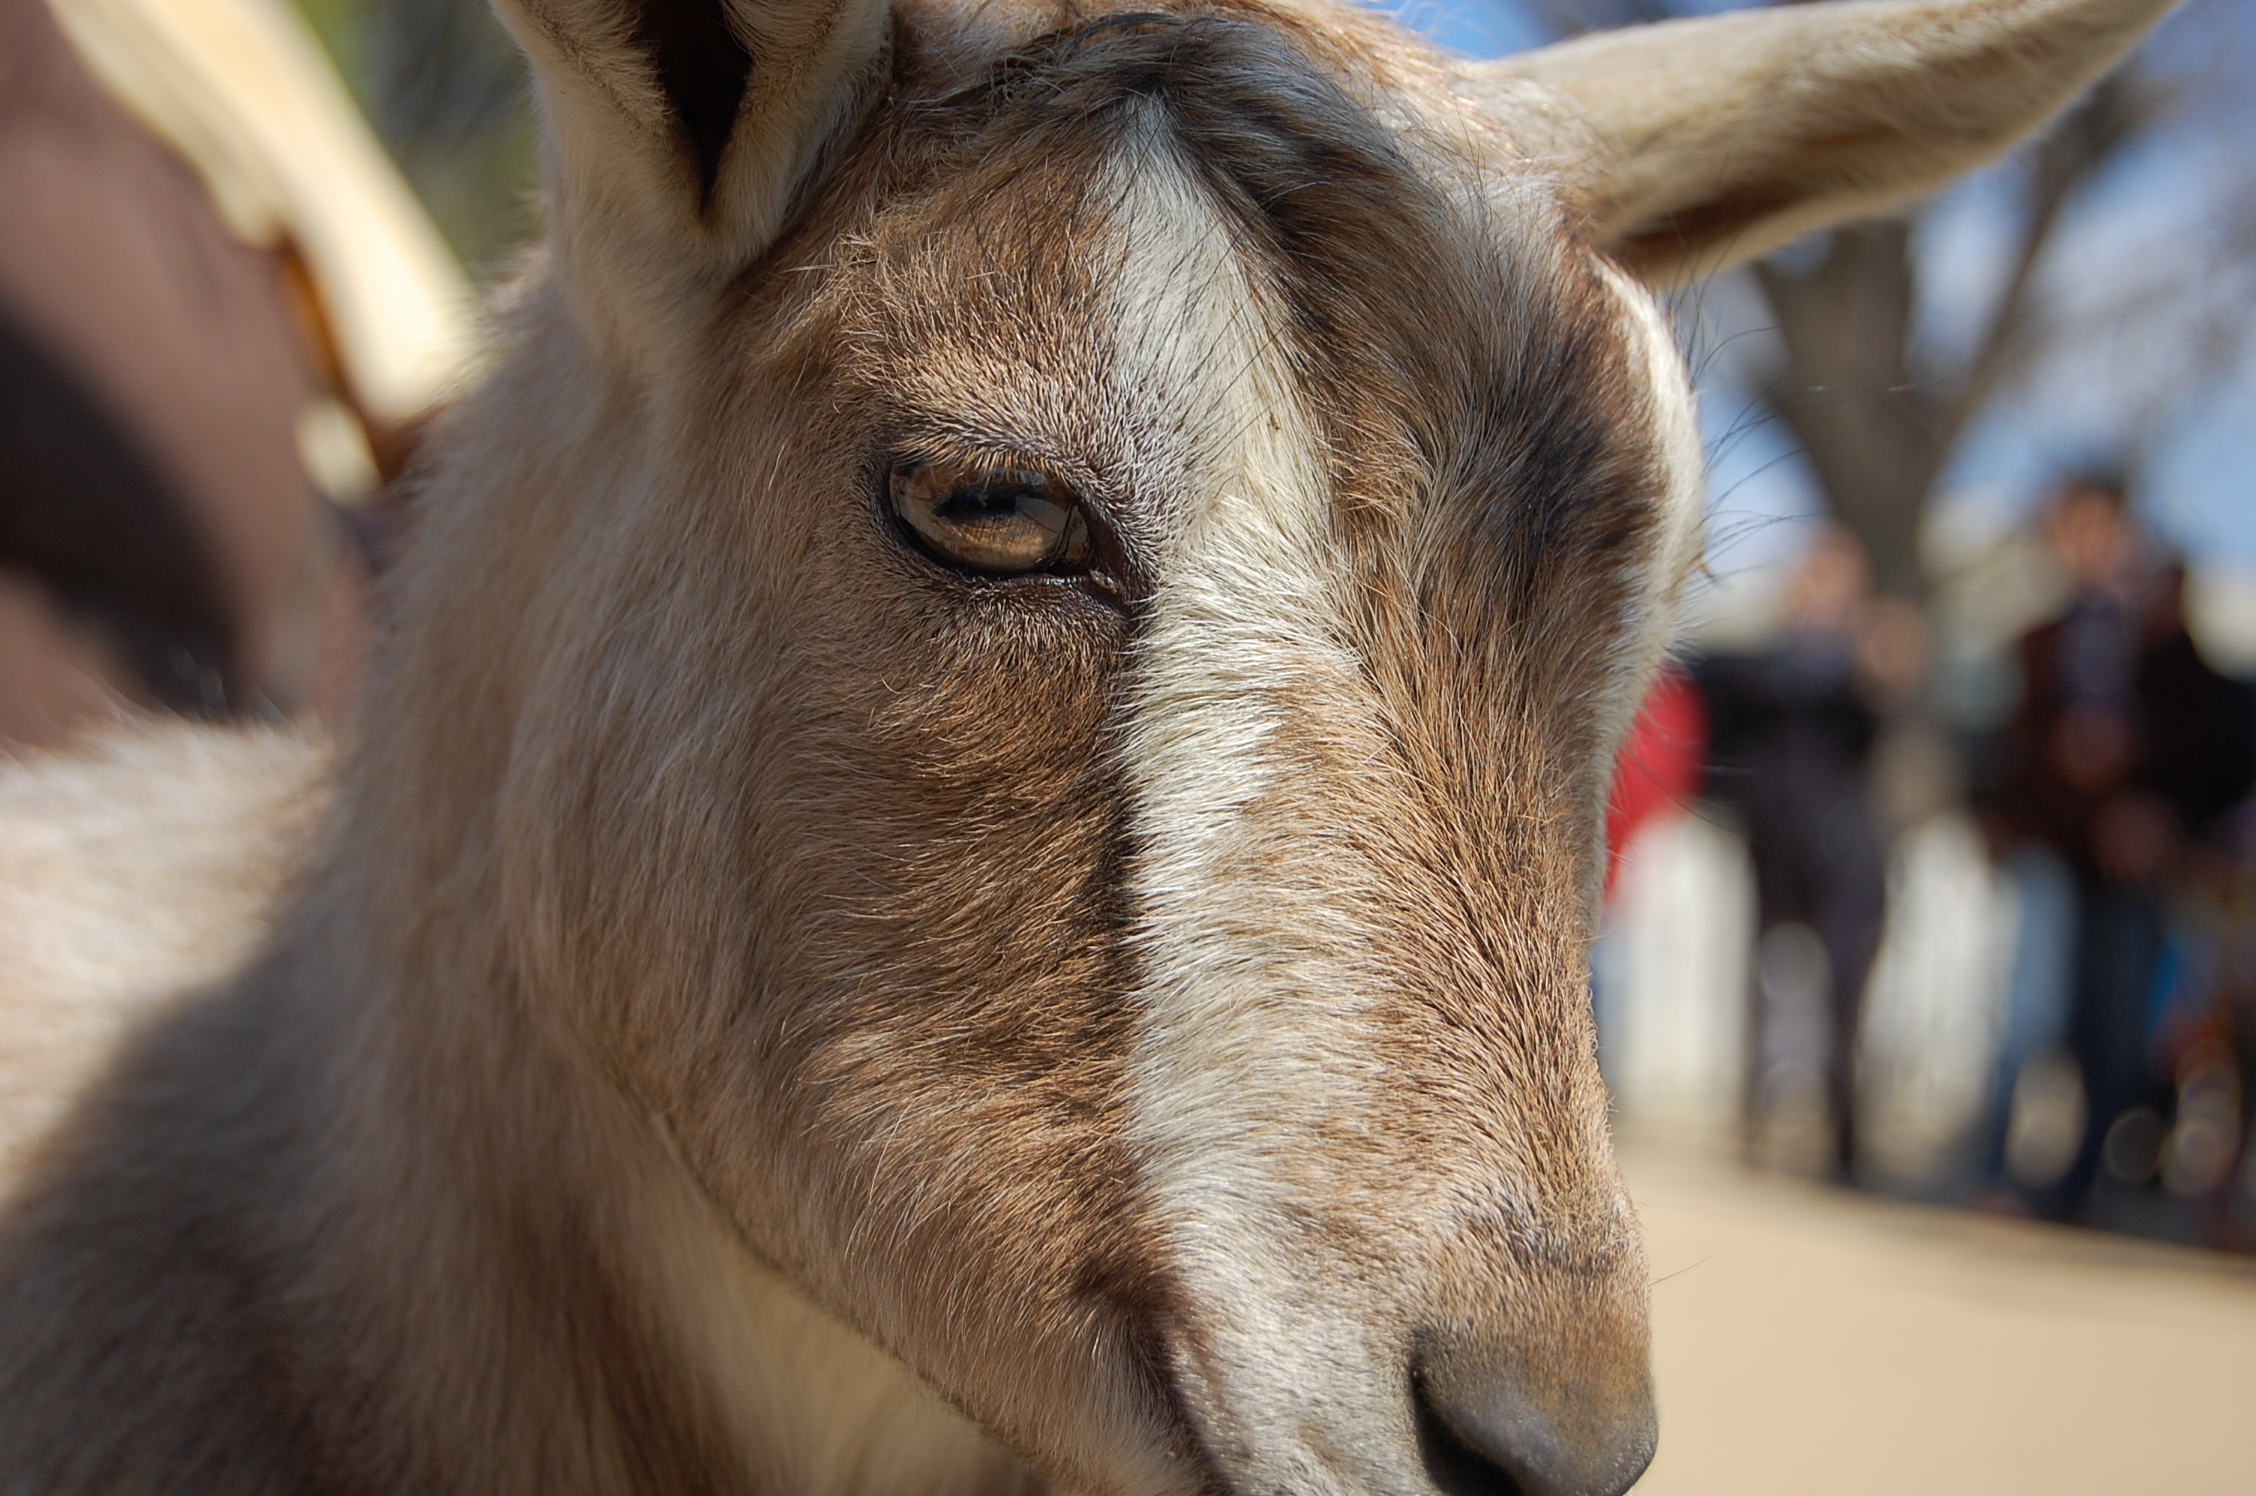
1754,222,1943,602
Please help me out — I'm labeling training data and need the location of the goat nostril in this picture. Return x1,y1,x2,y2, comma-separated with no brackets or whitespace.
1411,1362,1656,1496
1413,1374,1528,1496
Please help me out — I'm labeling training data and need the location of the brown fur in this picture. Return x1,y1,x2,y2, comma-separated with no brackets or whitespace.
0,1,2165,1493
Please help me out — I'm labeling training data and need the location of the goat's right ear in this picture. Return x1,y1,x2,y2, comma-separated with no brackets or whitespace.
1461,0,2172,287
494,0,887,332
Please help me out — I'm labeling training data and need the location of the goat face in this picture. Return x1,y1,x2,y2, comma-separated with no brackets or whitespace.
420,2,2166,1494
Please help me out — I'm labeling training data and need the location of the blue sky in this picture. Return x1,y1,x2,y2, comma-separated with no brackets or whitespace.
1361,0,2256,575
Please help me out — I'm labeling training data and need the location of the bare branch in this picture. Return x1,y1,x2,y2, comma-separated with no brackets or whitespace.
1946,75,2154,445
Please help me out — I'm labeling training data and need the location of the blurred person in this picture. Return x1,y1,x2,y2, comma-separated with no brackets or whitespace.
2201,811,2256,1250
1978,475,2256,1223
1591,661,1708,1100
2138,833,2255,1245
1698,527,1904,1181
1605,660,1708,896
1975,837,2079,1199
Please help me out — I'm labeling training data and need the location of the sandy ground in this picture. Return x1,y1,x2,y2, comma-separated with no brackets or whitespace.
1622,1145,2256,1496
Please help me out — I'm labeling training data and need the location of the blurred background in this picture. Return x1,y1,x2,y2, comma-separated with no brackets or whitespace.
1538,0,2256,1257
2,0,2251,1488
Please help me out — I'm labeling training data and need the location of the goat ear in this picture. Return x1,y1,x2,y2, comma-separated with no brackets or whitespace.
1465,0,2171,286
494,0,887,327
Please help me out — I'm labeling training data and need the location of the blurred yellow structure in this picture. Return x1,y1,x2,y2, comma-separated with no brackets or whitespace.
1627,1145,2256,1495
47,0,473,431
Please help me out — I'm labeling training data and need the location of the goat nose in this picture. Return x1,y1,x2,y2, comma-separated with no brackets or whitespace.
1413,1347,1657,1496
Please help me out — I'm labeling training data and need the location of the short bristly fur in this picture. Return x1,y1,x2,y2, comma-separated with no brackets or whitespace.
0,1,2169,1494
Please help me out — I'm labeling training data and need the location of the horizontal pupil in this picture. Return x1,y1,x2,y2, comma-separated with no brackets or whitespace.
890,459,1091,578
941,485,1051,522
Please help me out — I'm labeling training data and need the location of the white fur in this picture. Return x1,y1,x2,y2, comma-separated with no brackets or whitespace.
637,1140,1034,1496
1110,141,1428,1496
0,727,327,1188
1600,266,1706,597
1110,145,1709,1496
1589,261,1708,774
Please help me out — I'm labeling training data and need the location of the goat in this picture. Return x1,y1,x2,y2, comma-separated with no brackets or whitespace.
0,1,2167,1493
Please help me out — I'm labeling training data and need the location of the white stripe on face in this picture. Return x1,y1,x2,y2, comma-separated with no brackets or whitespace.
1106,147,1704,1496
1595,260,1706,698
1107,143,1427,1496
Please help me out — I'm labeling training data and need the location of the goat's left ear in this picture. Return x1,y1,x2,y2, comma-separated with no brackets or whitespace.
1464,0,2173,286
495,0,887,340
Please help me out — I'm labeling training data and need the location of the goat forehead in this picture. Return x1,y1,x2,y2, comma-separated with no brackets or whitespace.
834,21,1649,522
812,13,1692,762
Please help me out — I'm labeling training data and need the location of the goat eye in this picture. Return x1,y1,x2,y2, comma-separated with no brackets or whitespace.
890,460,1092,576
